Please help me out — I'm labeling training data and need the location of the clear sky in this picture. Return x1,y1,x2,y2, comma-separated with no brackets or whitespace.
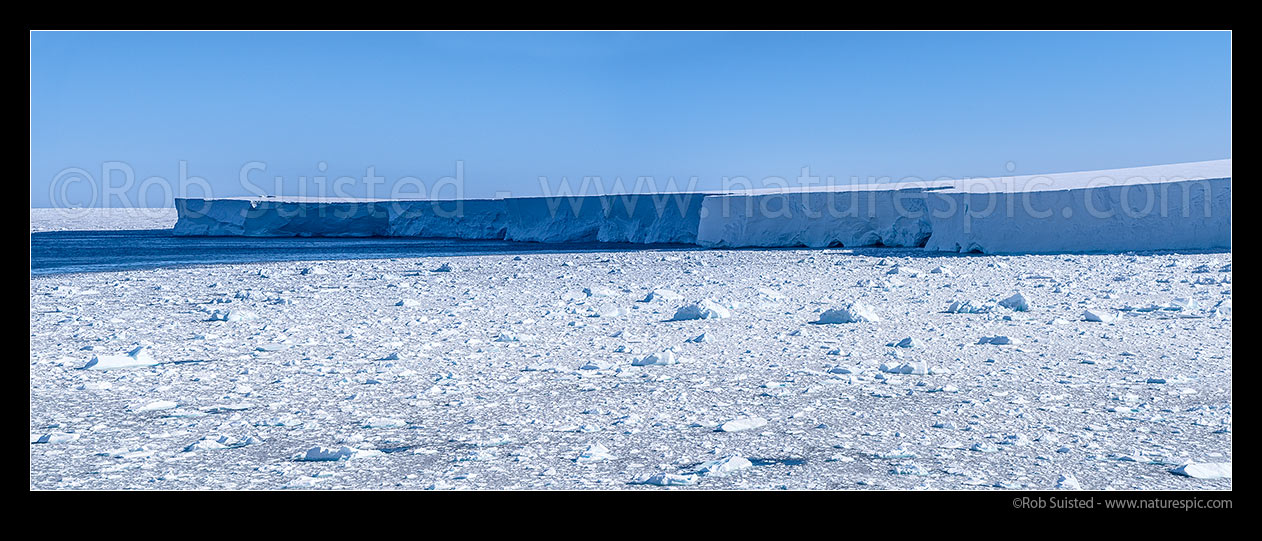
30,31,1231,207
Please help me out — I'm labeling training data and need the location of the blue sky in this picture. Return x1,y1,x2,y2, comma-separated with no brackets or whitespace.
30,31,1231,207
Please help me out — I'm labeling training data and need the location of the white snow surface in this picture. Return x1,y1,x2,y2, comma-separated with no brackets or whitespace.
31,207,177,232
169,160,1230,254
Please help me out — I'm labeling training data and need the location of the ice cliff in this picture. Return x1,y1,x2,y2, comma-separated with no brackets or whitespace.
694,183,948,248
173,160,1231,254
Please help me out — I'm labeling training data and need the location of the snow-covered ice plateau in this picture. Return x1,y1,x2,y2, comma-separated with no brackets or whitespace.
30,245,1231,490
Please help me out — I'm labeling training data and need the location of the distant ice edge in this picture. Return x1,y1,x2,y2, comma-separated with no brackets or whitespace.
173,160,1231,254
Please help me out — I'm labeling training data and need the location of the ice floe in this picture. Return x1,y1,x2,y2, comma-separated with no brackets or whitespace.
817,302,881,324
671,300,731,321
80,345,159,370
717,416,768,432
292,445,385,461
1170,462,1232,480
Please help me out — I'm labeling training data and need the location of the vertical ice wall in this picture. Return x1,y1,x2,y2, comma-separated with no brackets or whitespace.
174,193,708,244
503,193,706,244
385,199,508,239
172,160,1231,253
174,198,389,237
694,185,943,248
923,177,1231,253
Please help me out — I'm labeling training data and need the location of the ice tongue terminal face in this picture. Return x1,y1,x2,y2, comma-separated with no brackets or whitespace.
171,159,1231,254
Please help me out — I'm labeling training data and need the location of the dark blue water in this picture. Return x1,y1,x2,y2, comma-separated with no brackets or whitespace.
30,230,698,276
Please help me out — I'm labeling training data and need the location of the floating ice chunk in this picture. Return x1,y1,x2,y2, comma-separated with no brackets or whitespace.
31,432,80,444
183,434,259,452
396,299,421,307
255,416,302,427
695,455,753,476
1170,297,1200,311
886,265,922,277
671,300,731,321
584,287,617,298
81,345,158,371
978,336,1022,346
632,350,678,366
1209,299,1232,317
1081,308,1120,323
945,300,992,314
757,288,786,300
209,309,258,322
300,266,329,275
133,400,180,413
76,380,111,390
999,433,1031,446
431,263,452,272
636,472,697,486
578,359,615,371
717,416,768,432
687,332,712,343
576,443,617,463
817,302,881,324
873,448,917,459
999,292,1030,312
292,445,383,462
880,361,927,375
594,303,626,318
889,464,929,476
891,337,923,348
642,289,682,302
1055,474,1082,490
363,418,406,428
495,332,534,342
1170,462,1232,479
930,265,954,276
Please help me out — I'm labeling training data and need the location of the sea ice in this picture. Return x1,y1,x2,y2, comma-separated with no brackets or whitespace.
694,455,753,477
81,345,158,370
576,443,617,463
292,446,384,462
998,292,1030,312
209,309,258,322
671,300,731,321
717,416,768,432
1170,462,1232,479
636,472,698,486
183,434,260,452
632,350,678,366
945,300,992,314
817,302,881,324
642,289,682,302
1082,308,1120,323
31,432,80,444
978,336,1022,346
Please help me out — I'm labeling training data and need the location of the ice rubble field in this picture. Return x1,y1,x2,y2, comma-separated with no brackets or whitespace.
30,246,1231,490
